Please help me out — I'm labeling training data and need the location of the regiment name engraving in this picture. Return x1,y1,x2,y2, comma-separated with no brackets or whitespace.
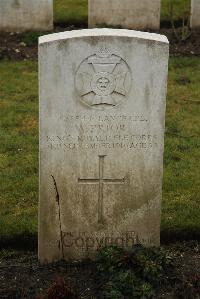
46,113,159,151
47,134,158,150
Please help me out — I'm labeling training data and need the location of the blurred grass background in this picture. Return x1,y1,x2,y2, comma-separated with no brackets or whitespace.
54,0,191,26
0,57,199,242
0,0,199,246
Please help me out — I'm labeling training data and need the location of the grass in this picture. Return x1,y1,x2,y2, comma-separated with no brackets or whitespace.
0,57,199,243
162,57,200,239
161,0,191,22
53,0,191,26
54,0,88,26
0,61,38,238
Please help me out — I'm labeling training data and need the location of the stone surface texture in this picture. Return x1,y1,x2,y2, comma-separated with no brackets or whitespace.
88,0,161,30
191,0,200,28
0,0,53,32
39,29,169,263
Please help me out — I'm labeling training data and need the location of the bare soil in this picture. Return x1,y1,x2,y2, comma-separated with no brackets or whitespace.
0,27,200,61
0,242,199,299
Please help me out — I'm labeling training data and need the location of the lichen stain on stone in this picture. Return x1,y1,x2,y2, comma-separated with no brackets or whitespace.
12,0,20,9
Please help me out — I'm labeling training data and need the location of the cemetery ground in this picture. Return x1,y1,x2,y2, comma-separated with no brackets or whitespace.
0,43,199,298
0,3,200,299
1,52,199,244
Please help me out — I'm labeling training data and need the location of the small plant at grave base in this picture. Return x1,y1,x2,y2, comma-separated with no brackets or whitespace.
37,276,78,299
168,0,192,42
96,245,174,299
21,32,47,46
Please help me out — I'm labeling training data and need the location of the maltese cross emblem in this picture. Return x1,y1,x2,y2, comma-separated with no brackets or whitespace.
75,48,131,110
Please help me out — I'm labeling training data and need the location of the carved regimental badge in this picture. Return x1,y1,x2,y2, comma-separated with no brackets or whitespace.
75,48,131,109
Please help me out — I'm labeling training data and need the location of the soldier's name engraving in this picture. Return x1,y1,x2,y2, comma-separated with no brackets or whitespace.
80,123,127,132
62,231,155,249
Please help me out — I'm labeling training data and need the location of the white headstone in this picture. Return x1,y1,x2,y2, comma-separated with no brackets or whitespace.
88,0,160,30
39,29,169,263
0,0,53,32
191,0,200,28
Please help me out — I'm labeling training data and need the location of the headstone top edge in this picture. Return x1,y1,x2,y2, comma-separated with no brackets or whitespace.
39,28,169,45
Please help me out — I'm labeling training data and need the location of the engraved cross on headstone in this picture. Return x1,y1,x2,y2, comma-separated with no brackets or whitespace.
78,155,126,224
